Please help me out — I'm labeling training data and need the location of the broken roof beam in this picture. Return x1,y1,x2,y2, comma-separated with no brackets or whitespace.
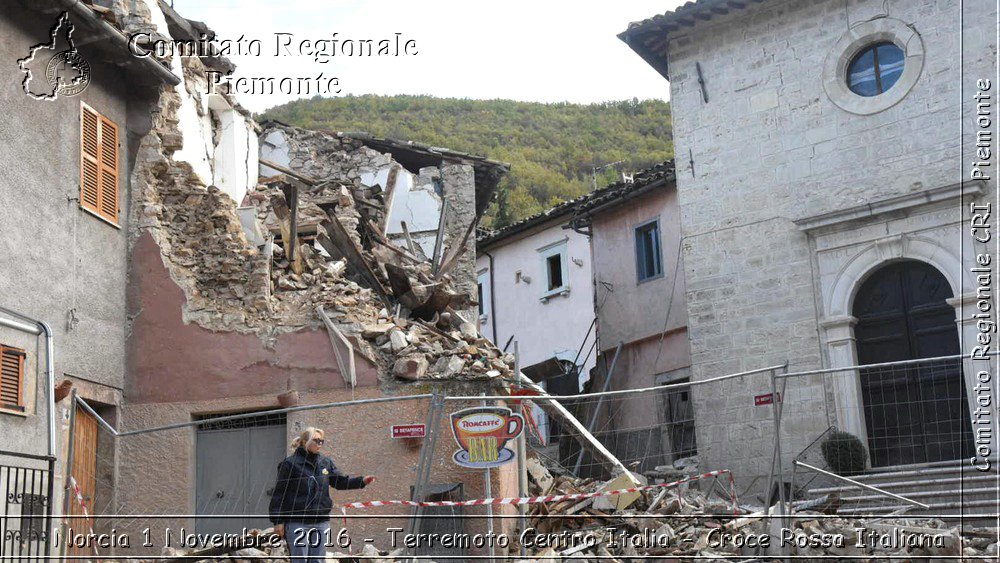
399,221,419,256
317,216,392,307
280,179,304,267
430,199,449,274
259,158,320,185
435,212,481,281
270,192,304,275
317,305,356,388
513,373,633,478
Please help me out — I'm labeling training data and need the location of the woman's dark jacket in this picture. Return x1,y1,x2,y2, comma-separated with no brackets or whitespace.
268,447,366,524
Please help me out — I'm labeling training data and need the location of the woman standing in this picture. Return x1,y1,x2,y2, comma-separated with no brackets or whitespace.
268,427,375,562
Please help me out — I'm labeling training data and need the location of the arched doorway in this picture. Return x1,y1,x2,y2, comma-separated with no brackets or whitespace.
852,260,972,467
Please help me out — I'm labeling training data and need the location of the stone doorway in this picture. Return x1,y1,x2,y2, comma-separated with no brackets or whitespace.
852,260,972,466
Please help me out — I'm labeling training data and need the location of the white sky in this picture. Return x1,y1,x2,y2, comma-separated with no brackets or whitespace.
171,1,686,113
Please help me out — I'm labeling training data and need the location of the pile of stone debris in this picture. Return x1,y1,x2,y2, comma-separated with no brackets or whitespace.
121,458,997,562
510,458,998,561
248,162,517,385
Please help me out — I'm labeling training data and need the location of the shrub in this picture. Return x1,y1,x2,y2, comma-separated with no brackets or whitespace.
821,430,868,475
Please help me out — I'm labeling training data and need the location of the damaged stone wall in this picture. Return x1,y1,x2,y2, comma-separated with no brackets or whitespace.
439,162,478,322
126,60,514,385
118,0,514,391
126,62,280,336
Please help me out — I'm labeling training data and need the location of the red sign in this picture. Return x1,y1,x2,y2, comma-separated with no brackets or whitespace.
754,392,782,406
391,424,426,439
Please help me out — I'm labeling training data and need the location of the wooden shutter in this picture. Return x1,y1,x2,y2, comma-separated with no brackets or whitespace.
80,103,119,225
0,345,25,411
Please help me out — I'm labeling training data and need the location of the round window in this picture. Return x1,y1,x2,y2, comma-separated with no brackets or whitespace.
847,42,905,97
823,18,923,115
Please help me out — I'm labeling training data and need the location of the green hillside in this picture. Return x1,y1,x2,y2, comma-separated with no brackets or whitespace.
261,95,673,227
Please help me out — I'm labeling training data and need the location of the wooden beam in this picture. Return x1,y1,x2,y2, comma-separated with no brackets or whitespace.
270,192,304,275
514,373,634,479
400,220,419,256
430,199,449,274
317,217,391,305
435,214,481,281
316,305,356,388
280,180,303,268
259,158,318,185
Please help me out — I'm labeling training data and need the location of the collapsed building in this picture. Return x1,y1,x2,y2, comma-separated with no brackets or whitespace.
120,45,524,554
0,0,552,556
2,1,637,559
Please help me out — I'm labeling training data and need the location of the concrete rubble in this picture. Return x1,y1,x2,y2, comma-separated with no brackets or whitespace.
111,454,996,562
511,459,997,561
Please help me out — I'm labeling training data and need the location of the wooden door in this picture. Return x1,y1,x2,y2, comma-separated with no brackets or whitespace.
853,260,972,467
67,406,98,557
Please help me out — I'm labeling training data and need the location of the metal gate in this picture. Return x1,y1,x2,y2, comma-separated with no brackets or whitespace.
195,412,286,536
0,450,53,559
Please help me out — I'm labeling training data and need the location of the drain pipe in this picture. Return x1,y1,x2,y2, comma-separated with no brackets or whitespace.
0,306,55,558
482,250,499,342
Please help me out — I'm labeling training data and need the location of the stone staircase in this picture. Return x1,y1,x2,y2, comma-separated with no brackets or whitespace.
805,458,999,526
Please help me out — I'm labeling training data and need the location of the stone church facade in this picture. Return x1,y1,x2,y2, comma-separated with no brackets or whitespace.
622,0,997,488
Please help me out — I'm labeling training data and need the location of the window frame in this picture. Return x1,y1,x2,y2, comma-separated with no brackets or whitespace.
0,345,27,414
846,41,905,97
80,101,121,228
822,18,924,115
634,217,664,284
537,238,570,301
477,269,491,321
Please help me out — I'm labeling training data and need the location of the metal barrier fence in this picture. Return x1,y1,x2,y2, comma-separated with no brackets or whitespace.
62,392,443,560
777,354,997,523
46,352,998,559
0,450,53,560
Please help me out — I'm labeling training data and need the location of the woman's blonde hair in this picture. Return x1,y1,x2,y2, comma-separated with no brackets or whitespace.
291,427,325,450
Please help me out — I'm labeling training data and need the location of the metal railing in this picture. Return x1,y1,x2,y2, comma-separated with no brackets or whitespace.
0,450,54,560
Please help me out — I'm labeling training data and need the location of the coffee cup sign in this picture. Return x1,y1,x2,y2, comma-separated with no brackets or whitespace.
450,407,524,468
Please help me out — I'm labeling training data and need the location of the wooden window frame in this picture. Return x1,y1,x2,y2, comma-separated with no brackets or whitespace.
1,345,26,414
537,238,570,301
634,218,664,284
80,102,121,228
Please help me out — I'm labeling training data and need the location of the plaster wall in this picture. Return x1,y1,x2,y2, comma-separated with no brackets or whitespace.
210,95,259,204
475,220,597,386
0,5,152,457
116,389,518,556
584,187,691,466
382,166,443,257
139,0,257,205
661,0,997,486
590,186,688,348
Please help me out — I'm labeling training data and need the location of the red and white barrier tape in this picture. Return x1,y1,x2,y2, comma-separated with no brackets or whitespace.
343,469,739,515
69,476,100,559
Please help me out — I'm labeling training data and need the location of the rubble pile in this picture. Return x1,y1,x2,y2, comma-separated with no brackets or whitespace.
248,165,517,383
511,458,998,561
130,70,513,383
